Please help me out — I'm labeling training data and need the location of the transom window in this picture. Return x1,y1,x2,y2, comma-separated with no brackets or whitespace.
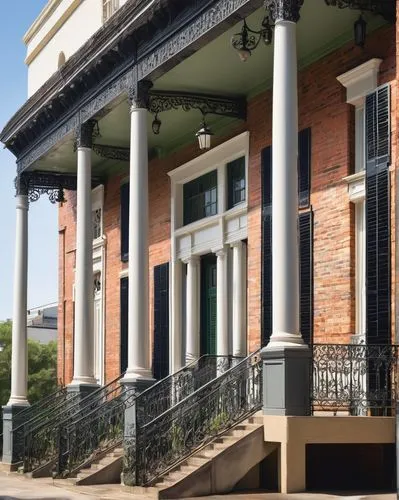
227,156,246,208
103,0,119,22
183,170,217,225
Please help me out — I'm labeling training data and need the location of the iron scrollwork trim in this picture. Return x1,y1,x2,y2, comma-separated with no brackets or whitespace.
148,90,247,120
92,144,130,162
324,0,395,23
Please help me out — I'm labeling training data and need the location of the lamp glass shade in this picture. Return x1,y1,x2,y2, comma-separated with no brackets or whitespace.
196,125,214,150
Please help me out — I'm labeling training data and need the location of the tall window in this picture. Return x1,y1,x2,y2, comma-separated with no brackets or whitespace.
103,0,119,22
227,156,246,209
183,170,217,225
92,185,104,241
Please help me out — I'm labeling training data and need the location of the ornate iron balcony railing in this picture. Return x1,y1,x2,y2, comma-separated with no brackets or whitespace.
311,343,398,416
123,350,262,487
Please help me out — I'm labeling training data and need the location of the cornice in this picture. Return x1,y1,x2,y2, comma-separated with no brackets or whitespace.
23,0,63,44
25,0,83,66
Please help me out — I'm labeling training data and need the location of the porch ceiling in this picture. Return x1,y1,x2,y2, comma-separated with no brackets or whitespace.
32,0,385,177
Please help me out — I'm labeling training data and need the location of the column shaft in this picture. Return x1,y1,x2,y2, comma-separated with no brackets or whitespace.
8,195,29,405
269,20,303,347
232,241,246,357
72,146,96,385
186,257,200,363
216,248,228,356
125,106,152,380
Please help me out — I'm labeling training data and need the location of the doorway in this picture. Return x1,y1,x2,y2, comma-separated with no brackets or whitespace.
201,254,217,356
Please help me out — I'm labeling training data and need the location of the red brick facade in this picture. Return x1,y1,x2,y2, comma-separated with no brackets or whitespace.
58,25,397,385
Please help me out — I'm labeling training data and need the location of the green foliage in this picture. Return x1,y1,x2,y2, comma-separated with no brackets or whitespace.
209,411,228,434
0,321,58,406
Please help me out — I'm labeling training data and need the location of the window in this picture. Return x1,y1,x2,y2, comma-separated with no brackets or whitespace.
92,185,104,241
227,156,245,208
103,0,119,22
183,170,217,225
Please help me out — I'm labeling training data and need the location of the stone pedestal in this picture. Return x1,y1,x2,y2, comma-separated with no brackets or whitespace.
66,383,99,401
261,346,311,416
2,404,29,465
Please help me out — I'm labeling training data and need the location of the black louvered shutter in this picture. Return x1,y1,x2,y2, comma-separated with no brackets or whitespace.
365,85,391,345
120,182,129,262
153,263,170,380
298,128,311,209
120,277,128,374
299,211,313,345
261,146,272,346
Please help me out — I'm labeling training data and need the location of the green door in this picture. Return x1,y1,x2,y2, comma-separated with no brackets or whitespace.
201,255,217,355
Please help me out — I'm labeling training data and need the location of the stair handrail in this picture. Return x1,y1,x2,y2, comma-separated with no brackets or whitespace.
21,372,125,473
124,349,262,486
55,354,239,478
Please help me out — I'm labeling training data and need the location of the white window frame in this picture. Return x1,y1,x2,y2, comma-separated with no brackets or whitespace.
338,59,382,341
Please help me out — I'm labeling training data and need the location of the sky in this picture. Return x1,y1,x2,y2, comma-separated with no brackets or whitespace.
0,1,57,320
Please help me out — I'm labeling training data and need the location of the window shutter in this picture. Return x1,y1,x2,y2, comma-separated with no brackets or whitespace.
153,263,170,380
298,128,311,209
120,277,128,374
365,84,390,345
299,211,313,345
120,182,129,262
261,146,272,346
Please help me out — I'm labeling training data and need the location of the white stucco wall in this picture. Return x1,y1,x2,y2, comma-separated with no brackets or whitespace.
26,0,104,97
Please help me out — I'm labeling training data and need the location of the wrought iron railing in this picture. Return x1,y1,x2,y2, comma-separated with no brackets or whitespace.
123,350,262,486
311,343,398,416
135,355,241,428
14,386,67,424
21,374,124,473
56,355,237,477
57,385,136,476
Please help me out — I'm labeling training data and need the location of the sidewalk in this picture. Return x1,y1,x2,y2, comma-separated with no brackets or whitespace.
0,472,395,500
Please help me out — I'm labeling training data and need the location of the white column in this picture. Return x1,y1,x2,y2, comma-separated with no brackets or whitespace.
267,16,304,348
171,260,183,372
124,87,153,382
232,241,246,357
216,248,228,356
185,256,200,363
71,123,97,386
7,193,29,406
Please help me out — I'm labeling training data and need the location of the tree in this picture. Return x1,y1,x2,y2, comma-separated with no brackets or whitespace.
0,321,58,406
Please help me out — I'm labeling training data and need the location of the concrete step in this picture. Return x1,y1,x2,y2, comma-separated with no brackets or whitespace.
186,456,208,467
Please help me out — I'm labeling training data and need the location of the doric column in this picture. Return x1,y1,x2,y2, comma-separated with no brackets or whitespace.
2,176,30,464
70,121,98,389
216,248,228,356
232,241,246,357
261,0,311,418
266,0,304,348
185,256,200,363
8,178,29,406
123,81,154,384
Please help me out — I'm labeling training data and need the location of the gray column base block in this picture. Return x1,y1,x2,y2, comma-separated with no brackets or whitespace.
121,378,156,486
2,403,30,464
261,345,312,416
66,383,99,399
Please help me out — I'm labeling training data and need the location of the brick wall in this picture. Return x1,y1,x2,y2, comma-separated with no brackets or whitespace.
58,24,396,383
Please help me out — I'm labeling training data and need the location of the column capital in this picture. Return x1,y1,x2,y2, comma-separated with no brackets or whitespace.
215,247,227,258
75,119,98,149
182,255,200,265
264,0,303,23
127,80,153,110
15,174,29,197
231,240,244,249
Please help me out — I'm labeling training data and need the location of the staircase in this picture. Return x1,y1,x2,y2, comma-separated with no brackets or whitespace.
67,445,124,485
123,350,263,495
127,412,275,499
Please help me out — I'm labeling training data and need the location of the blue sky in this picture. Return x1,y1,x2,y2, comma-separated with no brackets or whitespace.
0,1,57,320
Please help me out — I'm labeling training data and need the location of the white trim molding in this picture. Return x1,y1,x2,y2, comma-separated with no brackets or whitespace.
337,58,382,106
344,171,366,203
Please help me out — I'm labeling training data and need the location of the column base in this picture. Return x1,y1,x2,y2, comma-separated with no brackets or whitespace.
2,403,30,464
67,382,99,400
261,345,312,416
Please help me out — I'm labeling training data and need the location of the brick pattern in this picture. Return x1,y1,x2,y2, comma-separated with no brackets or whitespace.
58,25,397,383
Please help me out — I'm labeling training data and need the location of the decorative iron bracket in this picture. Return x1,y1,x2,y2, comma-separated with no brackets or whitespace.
148,90,247,120
92,144,130,162
15,171,101,204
